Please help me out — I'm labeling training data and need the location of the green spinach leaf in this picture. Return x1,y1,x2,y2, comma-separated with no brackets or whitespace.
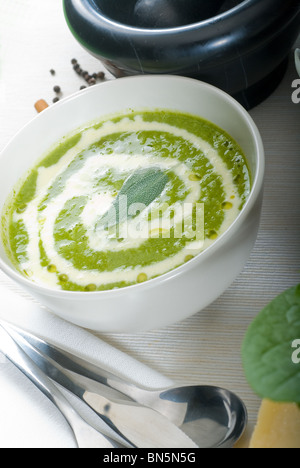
242,285,300,403
95,167,168,230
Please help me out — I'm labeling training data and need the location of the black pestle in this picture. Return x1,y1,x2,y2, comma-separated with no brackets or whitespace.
132,0,227,28
93,0,229,29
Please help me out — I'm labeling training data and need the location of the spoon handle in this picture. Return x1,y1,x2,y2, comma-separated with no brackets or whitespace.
1,321,187,427
0,321,198,448
0,323,125,448
2,320,157,401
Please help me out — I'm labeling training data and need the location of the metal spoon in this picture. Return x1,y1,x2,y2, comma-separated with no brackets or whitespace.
0,321,197,448
2,321,247,448
0,324,127,448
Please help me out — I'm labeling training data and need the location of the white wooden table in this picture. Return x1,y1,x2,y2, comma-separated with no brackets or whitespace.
0,0,299,448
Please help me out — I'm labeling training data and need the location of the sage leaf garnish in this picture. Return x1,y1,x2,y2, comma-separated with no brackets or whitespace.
95,167,168,230
242,284,300,404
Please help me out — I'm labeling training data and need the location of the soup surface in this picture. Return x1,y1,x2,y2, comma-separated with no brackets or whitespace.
1,110,251,291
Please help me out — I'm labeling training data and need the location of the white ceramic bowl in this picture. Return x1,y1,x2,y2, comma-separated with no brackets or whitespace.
0,76,264,333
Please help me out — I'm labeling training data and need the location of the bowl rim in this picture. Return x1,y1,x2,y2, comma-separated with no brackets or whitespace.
65,0,280,34
0,75,265,300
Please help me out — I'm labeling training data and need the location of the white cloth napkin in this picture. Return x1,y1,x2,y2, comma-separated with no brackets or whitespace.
0,271,173,448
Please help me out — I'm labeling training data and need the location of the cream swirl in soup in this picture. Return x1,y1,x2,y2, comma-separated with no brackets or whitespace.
1,110,251,291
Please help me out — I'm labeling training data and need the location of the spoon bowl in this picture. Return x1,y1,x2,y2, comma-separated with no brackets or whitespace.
122,384,247,448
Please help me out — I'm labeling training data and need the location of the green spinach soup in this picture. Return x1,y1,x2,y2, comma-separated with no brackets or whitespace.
1,110,251,292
